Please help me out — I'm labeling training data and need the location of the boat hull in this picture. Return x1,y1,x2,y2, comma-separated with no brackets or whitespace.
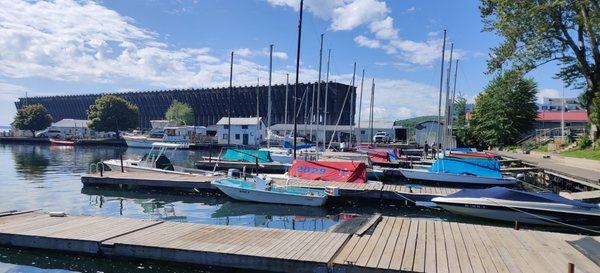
49,139,77,145
123,136,189,149
434,201,600,227
212,180,327,207
399,168,516,186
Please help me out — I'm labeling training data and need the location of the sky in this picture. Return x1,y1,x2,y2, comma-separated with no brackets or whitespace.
0,0,579,126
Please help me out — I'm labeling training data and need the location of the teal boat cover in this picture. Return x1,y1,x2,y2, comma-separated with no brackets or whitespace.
220,149,273,163
429,157,502,178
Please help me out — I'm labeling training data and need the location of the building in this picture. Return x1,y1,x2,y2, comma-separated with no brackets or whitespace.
535,112,588,130
269,120,405,144
414,120,456,148
216,117,266,146
50,119,90,138
538,97,583,112
355,120,396,143
14,82,355,129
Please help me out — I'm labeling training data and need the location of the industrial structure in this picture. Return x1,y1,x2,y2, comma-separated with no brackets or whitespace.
15,82,355,129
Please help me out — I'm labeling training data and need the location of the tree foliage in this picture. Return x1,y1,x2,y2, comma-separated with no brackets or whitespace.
590,91,600,127
452,95,477,147
87,95,139,135
470,72,539,147
13,104,53,136
165,100,194,126
480,0,600,111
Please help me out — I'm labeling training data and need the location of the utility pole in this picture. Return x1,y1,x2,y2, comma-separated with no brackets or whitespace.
322,49,331,151
228,51,233,147
292,0,304,159
316,33,324,148
349,62,356,148
436,29,447,149
357,69,365,144
267,44,273,148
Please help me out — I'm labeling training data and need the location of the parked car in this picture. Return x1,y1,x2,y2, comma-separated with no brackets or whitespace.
35,129,62,138
373,131,391,143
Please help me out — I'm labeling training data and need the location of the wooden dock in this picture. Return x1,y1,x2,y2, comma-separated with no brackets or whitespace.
1,211,598,273
81,171,460,202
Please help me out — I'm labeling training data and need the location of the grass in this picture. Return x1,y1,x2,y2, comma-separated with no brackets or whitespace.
559,147,600,161
535,145,549,152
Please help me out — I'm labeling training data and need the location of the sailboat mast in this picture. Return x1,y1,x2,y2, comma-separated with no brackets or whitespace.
322,49,331,151
436,29,447,149
292,0,304,159
369,78,375,146
284,73,289,136
316,33,324,149
267,44,273,148
357,69,365,144
228,51,233,147
450,59,459,138
256,74,260,146
349,62,356,148
444,43,454,150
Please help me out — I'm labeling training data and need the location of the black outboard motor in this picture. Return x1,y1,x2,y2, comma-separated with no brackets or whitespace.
142,152,175,171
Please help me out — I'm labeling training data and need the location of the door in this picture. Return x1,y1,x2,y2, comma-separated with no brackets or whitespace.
243,134,249,145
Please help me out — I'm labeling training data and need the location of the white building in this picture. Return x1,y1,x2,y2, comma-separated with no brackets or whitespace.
269,120,406,144
538,97,582,112
50,119,90,138
414,120,456,148
216,117,266,146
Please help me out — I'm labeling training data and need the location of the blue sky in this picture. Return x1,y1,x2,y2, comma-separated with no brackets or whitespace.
0,0,577,125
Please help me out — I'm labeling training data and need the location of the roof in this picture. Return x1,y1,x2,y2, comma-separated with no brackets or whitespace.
536,111,588,122
216,117,262,126
51,119,88,128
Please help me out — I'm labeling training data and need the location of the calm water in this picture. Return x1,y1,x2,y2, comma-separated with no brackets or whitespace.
0,143,447,273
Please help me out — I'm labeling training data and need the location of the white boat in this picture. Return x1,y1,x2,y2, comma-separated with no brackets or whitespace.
123,126,194,149
432,187,600,227
399,168,516,186
123,135,163,148
212,176,328,206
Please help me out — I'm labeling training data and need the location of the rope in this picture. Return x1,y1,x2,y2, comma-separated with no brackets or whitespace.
482,197,600,234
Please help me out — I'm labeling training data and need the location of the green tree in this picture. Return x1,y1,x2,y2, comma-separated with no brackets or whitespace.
13,104,53,137
590,93,600,129
480,1,600,117
87,95,139,137
165,100,194,126
470,72,538,147
452,95,475,147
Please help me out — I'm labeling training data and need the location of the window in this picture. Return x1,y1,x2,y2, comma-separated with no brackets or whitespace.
223,125,229,129
241,125,248,129
235,134,240,140
222,134,228,139
361,130,366,135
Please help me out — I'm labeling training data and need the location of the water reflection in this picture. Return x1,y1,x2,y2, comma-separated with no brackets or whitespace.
11,145,49,181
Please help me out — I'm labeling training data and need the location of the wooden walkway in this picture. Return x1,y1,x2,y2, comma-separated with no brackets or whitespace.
0,212,598,273
82,171,460,202
333,216,600,273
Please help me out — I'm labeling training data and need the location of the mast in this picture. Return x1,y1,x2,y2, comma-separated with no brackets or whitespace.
228,51,233,147
443,43,454,150
322,49,331,151
256,74,260,146
292,0,304,159
436,29,447,149
357,69,365,144
310,82,315,140
316,34,324,148
369,79,375,146
349,62,356,148
450,59,459,138
284,73,289,136
267,44,273,148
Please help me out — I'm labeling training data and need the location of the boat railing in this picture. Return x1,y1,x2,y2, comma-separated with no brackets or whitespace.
88,162,106,176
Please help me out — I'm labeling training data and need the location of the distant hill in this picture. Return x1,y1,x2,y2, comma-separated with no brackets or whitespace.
394,116,437,131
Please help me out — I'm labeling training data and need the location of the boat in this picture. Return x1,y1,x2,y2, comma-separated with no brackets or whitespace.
212,175,328,206
123,126,200,149
49,138,78,145
195,149,290,173
399,157,516,186
432,187,600,227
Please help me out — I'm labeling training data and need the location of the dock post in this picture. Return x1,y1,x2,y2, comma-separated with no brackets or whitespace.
514,220,519,230
120,154,124,172
568,263,574,273
99,164,103,177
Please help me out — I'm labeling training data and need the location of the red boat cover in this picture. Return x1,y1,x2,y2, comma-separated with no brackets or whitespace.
289,160,367,183
367,151,390,163
449,152,495,159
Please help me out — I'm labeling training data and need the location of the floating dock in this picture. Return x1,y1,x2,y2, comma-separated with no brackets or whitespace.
81,171,460,202
0,211,598,273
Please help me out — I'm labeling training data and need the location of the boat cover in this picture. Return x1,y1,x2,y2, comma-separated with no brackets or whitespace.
368,151,390,163
445,187,599,209
429,157,502,178
451,147,477,152
283,141,315,149
220,149,273,163
449,151,496,159
289,160,367,183
357,146,400,161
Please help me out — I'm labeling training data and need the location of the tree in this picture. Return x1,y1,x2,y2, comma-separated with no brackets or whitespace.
480,1,600,116
165,100,194,126
452,95,476,147
87,95,139,137
13,104,53,137
470,71,538,147
591,92,600,128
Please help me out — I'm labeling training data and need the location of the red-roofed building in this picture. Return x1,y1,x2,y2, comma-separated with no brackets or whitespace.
535,111,588,130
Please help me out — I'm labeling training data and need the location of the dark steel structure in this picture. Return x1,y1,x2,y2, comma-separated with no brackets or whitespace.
15,82,355,128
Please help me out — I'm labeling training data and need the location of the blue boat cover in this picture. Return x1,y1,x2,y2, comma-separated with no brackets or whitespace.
451,147,477,152
283,141,315,149
220,149,273,163
429,157,502,178
446,187,599,209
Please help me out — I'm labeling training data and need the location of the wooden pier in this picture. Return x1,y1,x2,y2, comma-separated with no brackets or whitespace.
0,211,598,273
81,171,460,202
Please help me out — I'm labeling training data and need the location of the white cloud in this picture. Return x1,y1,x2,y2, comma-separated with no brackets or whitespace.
405,7,416,13
537,88,559,103
369,16,398,40
354,35,381,49
236,47,288,60
330,0,389,31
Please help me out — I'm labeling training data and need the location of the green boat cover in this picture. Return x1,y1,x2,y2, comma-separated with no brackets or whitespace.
220,149,273,163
